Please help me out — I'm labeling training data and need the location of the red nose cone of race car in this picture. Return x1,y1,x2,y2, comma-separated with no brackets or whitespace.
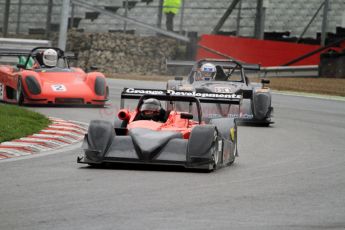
40,71,86,83
25,72,107,105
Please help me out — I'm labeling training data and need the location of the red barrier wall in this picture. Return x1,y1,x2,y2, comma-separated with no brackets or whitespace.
197,35,338,66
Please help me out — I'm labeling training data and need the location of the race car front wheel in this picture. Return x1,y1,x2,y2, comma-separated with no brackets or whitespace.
16,79,24,105
227,141,236,166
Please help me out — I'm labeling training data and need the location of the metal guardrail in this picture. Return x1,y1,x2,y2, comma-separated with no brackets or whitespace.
0,38,51,48
166,59,319,78
166,60,195,67
260,65,319,78
0,38,51,64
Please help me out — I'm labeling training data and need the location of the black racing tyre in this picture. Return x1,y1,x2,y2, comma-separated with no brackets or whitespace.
105,86,109,99
209,117,235,140
251,91,272,121
250,94,256,120
87,120,115,156
188,125,219,171
227,141,236,166
16,78,24,105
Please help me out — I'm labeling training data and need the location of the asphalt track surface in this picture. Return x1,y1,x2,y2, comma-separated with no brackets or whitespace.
1,79,345,230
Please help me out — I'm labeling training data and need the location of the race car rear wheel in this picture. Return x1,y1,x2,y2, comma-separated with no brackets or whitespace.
86,120,115,158
16,78,24,105
105,86,109,99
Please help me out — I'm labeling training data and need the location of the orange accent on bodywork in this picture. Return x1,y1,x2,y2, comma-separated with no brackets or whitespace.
126,111,200,139
118,109,131,121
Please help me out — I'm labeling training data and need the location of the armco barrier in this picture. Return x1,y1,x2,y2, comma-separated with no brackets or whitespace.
260,65,319,78
166,60,319,78
0,38,51,64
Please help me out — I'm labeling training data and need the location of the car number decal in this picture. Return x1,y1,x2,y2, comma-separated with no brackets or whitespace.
215,87,232,93
0,83,4,100
51,84,67,92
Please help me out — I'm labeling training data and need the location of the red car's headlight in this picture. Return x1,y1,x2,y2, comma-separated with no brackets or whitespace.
25,76,41,95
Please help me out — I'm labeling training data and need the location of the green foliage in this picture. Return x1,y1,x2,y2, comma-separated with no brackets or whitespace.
0,104,50,143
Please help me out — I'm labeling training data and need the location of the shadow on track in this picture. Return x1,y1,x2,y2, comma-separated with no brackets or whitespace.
77,162,217,174
236,121,275,127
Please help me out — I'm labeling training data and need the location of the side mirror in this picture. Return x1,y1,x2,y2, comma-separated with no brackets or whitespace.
261,79,270,88
261,79,270,84
118,109,131,121
180,113,193,120
16,64,26,69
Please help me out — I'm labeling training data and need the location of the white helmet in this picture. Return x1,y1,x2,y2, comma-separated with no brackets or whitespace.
198,63,216,81
42,49,58,67
140,98,162,121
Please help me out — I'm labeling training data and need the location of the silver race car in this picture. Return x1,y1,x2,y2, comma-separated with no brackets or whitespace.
167,59,273,126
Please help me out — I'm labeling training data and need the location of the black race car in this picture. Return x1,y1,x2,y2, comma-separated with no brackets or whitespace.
78,88,242,171
167,59,273,126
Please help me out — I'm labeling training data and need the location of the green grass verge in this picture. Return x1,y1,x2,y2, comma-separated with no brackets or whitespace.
0,104,50,143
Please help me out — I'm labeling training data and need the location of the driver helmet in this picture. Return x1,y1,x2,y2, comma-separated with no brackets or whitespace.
197,63,216,81
140,98,162,121
42,49,58,67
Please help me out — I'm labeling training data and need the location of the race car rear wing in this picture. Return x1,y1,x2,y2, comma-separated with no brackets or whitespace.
121,88,242,124
120,87,242,108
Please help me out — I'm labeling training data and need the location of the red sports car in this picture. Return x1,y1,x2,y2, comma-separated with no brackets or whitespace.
0,47,108,106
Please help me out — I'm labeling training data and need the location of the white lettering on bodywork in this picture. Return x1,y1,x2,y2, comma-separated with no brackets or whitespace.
126,88,164,95
125,88,242,99
167,89,241,99
215,87,232,93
